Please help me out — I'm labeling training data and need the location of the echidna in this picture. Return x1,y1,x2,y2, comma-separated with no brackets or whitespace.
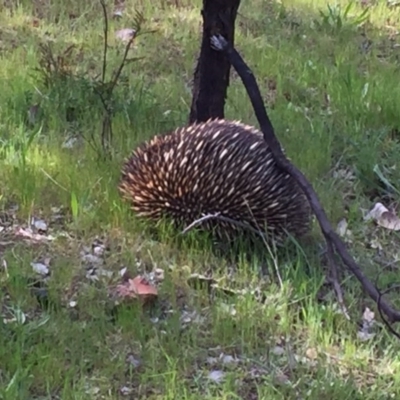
119,119,311,244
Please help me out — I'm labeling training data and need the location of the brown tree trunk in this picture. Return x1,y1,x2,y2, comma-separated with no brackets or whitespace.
189,0,241,124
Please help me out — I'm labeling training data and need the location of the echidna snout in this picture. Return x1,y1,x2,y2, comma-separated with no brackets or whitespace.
119,119,311,244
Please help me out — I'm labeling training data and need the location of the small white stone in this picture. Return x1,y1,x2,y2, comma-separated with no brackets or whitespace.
33,219,47,232
208,370,225,383
31,262,49,276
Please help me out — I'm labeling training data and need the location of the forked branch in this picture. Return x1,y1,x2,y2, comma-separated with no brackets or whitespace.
210,34,400,330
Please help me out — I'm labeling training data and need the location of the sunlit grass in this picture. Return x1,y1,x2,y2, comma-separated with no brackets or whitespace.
1,0,400,398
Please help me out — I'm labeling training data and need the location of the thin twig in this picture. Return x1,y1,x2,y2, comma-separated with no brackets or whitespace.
210,34,400,327
97,2,138,156
109,36,136,95
181,213,221,234
99,0,108,83
181,212,268,240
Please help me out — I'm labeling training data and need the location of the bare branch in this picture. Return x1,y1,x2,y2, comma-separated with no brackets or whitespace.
109,35,135,95
377,285,400,340
99,0,108,83
210,33,400,329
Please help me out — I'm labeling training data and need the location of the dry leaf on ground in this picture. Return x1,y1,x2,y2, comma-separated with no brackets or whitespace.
357,307,375,341
366,202,400,231
336,218,353,239
15,227,54,242
115,275,158,301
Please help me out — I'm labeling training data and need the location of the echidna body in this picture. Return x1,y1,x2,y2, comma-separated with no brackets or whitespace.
119,119,311,244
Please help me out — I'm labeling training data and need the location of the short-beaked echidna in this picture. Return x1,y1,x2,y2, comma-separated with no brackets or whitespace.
119,119,311,244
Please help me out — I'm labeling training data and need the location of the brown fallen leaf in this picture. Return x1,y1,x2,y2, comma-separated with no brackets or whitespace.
305,347,318,360
15,227,54,242
357,307,375,341
115,275,158,301
366,202,400,231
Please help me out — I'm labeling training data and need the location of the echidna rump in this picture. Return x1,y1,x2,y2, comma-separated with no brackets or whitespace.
119,119,311,244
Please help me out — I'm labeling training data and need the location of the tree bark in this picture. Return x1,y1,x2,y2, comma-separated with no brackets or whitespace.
189,0,241,124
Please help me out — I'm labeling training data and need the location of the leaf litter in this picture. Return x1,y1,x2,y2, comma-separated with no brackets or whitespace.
366,202,400,231
0,189,396,397
114,275,158,302
357,307,376,341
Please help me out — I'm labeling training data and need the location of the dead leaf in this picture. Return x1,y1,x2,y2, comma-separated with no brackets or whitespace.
366,202,400,230
115,275,158,300
15,227,54,242
305,347,318,360
357,307,375,341
369,238,383,251
336,218,348,237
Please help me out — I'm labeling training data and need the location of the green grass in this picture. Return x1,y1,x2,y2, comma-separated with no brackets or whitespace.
2,0,400,398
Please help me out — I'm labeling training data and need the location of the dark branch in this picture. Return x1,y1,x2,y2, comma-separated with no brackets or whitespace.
99,0,108,83
109,34,136,95
210,34,400,326
377,285,400,340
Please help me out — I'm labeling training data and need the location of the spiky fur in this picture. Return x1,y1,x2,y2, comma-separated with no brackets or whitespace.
119,119,311,244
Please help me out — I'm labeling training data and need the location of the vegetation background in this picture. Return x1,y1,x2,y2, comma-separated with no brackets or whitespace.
1,0,400,398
